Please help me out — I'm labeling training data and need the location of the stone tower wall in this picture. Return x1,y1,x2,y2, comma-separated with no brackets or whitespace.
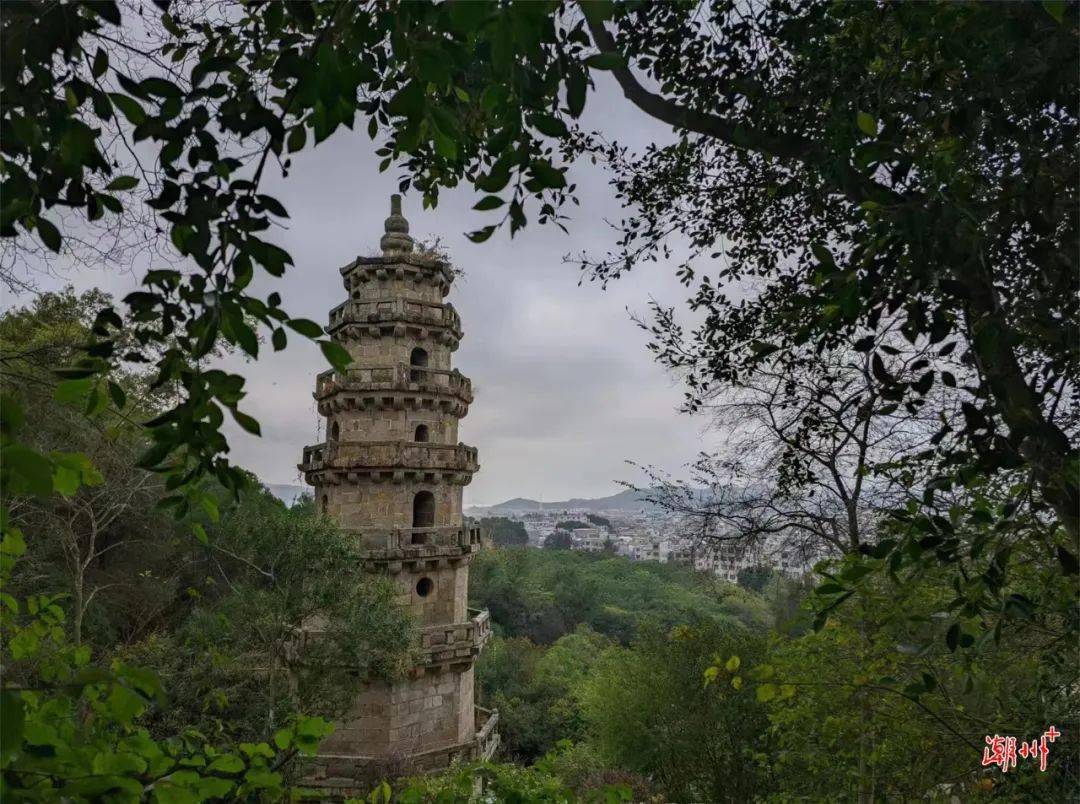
316,480,463,533
324,409,461,445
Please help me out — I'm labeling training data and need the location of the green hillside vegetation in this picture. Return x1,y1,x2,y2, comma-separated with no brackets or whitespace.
471,547,771,645
477,516,528,547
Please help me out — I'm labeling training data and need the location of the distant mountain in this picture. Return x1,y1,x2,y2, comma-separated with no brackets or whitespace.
468,488,661,515
266,483,310,507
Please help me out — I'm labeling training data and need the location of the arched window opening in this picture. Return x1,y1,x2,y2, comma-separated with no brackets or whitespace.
414,424,429,443
416,577,434,597
321,494,329,514
412,490,435,538
330,420,340,442
409,347,428,381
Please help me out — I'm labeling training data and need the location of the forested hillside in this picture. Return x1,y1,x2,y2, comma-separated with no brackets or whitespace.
462,546,1073,801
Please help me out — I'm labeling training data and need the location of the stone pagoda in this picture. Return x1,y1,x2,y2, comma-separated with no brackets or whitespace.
299,196,498,789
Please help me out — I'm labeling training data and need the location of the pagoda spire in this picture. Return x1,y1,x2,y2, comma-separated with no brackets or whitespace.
380,193,414,254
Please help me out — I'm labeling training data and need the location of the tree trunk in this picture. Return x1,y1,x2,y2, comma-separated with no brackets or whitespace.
963,262,1079,539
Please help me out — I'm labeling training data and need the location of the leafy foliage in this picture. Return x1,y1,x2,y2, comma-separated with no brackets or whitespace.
479,516,529,548
0,389,333,799
0,294,410,799
477,627,610,763
579,620,770,802
470,546,767,646
542,530,574,551
706,567,1078,800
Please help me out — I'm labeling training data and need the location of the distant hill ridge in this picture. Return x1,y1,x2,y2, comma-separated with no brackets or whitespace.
469,488,661,514
269,483,702,515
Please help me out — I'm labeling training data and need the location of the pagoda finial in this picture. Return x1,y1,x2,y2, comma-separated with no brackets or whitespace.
380,193,414,254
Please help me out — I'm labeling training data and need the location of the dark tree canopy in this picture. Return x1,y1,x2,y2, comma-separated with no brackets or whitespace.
544,531,575,551
480,516,529,548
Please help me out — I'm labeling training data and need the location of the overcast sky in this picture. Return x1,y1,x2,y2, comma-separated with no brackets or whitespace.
3,83,717,507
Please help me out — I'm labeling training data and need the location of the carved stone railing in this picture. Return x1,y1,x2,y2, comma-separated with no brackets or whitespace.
417,608,490,667
328,298,461,333
348,525,481,551
341,251,454,292
315,364,472,402
473,706,500,761
300,441,478,474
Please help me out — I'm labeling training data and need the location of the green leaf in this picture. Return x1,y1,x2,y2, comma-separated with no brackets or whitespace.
319,340,352,372
192,523,208,545
107,684,147,725
286,318,323,338
749,341,779,357
36,217,62,252
53,464,82,497
109,93,146,125
566,70,587,118
55,377,93,404
171,225,194,254
105,175,139,191
108,381,127,409
139,77,182,98
233,321,258,358
273,727,292,750
239,742,275,759
856,111,878,136
207,754,245,774
810,243,834,267
756,683,777,703
449,0,490,32
93,751,148,775
725,655,740,672
530,160,566,189
531,114,568,137
230,408,262,436
3,445,55,496
92,48,109,78
467,225,496,243
243,769,282,790
432,127,458,161
272,328,287,351
200,494,220,523
472,195,505,212
287,125,307,153
815,582,845,594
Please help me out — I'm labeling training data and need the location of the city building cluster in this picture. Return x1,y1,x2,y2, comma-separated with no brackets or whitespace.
473,503,819,583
